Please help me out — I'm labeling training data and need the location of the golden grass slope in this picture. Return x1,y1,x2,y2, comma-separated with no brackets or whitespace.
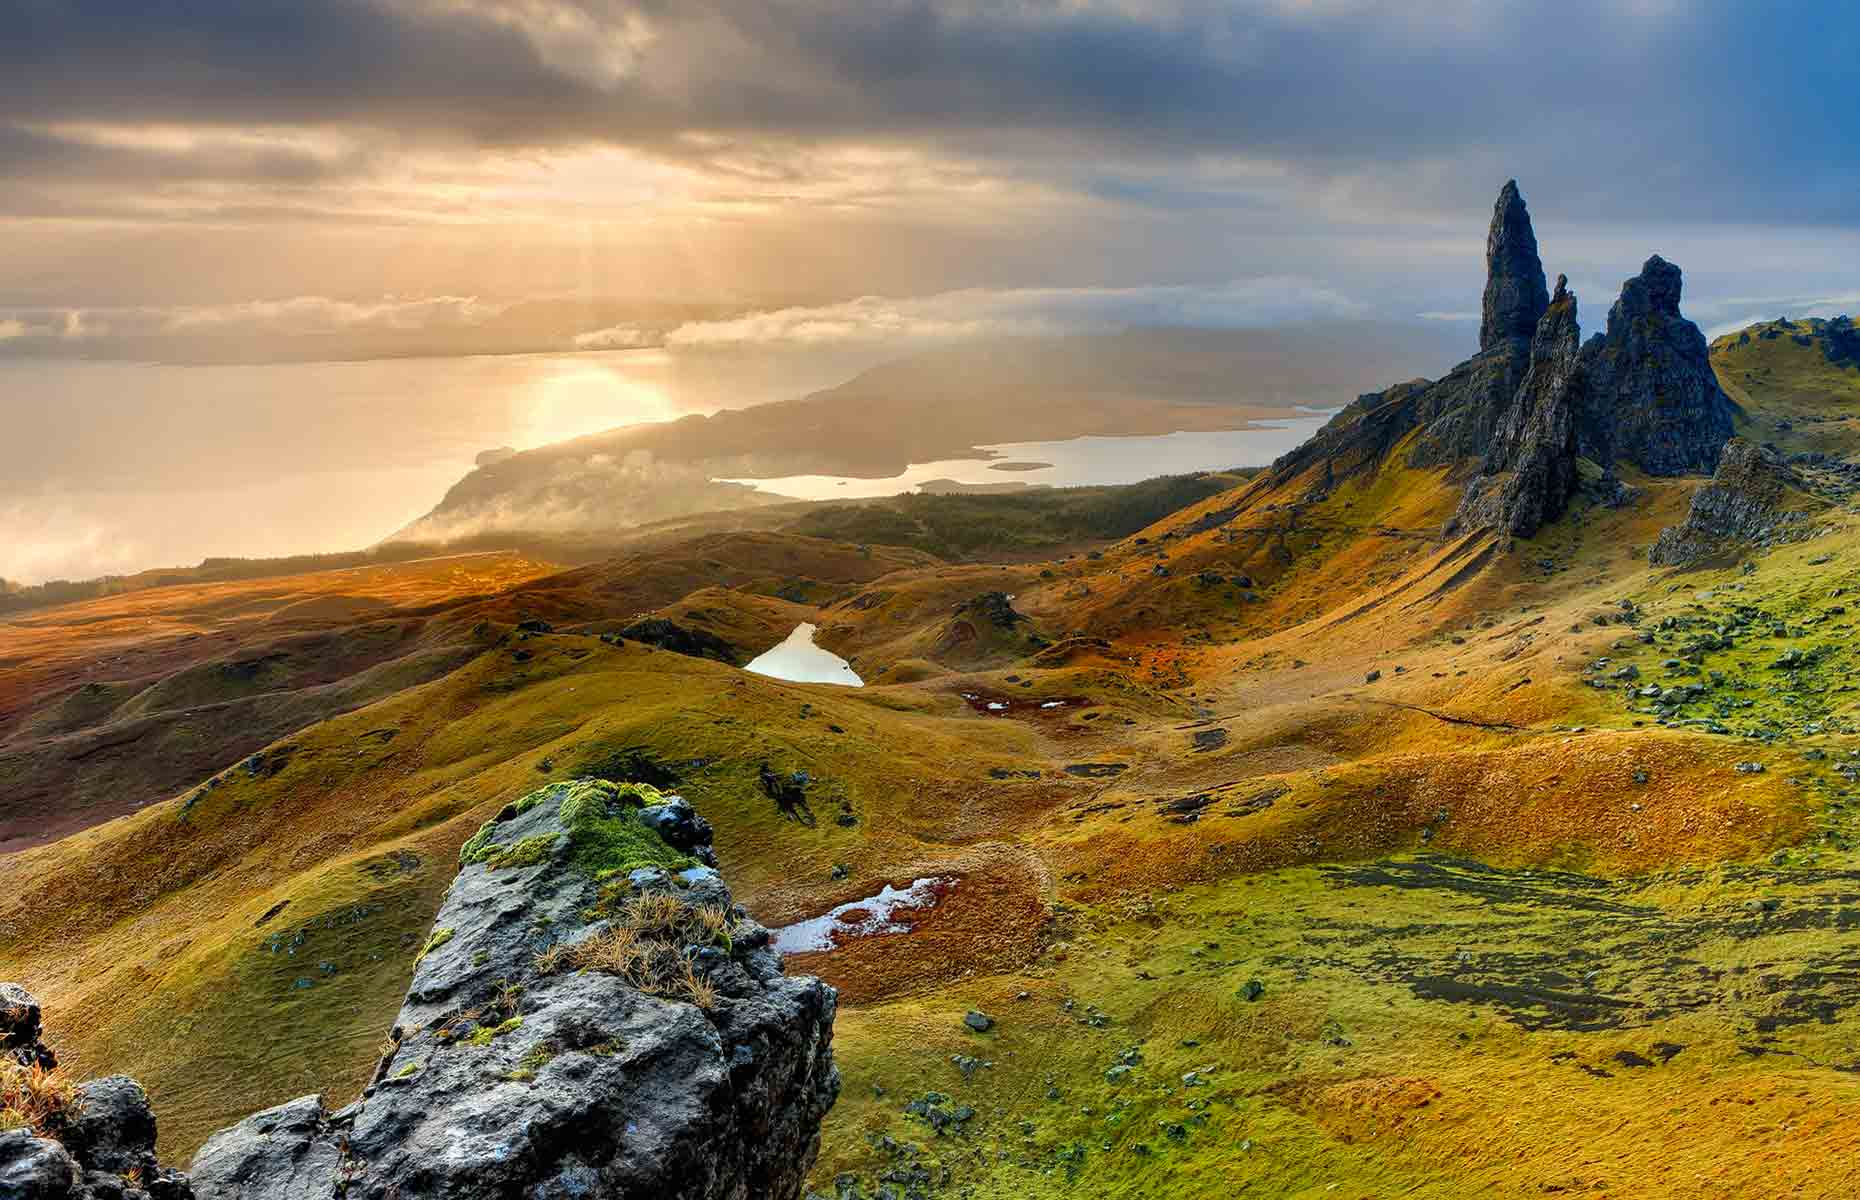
12,349,1860,1192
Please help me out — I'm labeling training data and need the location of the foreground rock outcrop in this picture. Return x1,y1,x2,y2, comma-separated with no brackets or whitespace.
1649,437,1827,566
5,781,838,1200
2,986,194,1200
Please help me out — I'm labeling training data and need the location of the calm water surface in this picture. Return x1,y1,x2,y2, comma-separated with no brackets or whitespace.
719,417,1331,501
0,350,868,583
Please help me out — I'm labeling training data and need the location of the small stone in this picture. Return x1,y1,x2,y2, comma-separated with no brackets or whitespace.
963,1011,994,1033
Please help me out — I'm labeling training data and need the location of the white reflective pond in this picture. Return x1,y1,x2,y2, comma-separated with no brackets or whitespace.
743,623,864,687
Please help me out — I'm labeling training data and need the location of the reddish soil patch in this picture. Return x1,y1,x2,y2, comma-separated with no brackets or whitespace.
780,859,1047,1005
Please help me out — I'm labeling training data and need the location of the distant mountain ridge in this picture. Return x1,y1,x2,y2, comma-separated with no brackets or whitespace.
396,323,1462,544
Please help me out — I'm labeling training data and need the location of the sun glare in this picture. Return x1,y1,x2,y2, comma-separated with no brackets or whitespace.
516,355,675,448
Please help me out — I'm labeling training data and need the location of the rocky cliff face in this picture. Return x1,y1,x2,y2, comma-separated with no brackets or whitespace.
4,781,839,1200
1456,279,1584,537
1579,255,1738,475
1648,437,1826,566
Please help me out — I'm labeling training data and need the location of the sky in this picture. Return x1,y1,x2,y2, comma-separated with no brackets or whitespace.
3,1,1858,355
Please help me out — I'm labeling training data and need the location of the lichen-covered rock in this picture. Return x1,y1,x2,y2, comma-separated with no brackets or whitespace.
188,779,838,1200
1579,255,1737,475
1649,438,1826,566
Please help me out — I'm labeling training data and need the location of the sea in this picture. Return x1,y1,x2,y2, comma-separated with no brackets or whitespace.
0,349,1324,585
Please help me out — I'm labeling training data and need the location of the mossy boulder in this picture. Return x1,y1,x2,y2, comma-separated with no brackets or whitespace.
458,779,709,880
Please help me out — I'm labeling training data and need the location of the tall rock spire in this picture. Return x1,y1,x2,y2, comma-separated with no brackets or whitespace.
1478,180,1550,353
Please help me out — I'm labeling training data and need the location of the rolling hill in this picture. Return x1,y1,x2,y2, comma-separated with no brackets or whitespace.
7,183,1860,1197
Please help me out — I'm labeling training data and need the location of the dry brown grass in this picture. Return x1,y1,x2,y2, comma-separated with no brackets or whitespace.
0,1061,79,1137
536,893,732,1010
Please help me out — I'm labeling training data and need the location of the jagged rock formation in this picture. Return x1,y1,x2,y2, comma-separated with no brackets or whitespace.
5,782,838,1200
1456,279,1584,536
1479,180,1551,353
1269,183,1552,484
1648,438,1826,566
1,986,194,1200
1269,180,1737,541
1579,255,1737,474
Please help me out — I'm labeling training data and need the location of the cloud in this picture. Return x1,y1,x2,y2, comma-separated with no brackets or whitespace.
3,2,1858,321
572,324,658,350
5,3,1858,224
0,295,506,343
159,295,503,335
629,279,1366,350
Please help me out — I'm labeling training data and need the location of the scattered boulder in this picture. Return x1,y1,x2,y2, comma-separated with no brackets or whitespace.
636,796,718,867
962,1011,994,1033
615,618,740,665
957,593,1025,630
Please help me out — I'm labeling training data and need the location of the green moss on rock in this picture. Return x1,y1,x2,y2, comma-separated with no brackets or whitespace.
466,1016,523,1047
555,779,698,881
487,834,560,871
418,927,454,961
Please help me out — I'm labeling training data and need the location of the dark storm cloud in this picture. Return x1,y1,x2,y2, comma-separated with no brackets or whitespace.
2,1,1856,223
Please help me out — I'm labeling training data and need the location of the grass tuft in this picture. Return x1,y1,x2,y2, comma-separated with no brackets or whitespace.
533,891,732,1010
0,1062,80,1137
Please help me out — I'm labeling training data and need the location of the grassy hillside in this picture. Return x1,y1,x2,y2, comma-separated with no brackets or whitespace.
12,341,1860,1194
1712,316,1860,456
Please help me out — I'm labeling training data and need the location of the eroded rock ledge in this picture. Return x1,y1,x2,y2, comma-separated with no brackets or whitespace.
4,780,839,1200
1649,437,1829,567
